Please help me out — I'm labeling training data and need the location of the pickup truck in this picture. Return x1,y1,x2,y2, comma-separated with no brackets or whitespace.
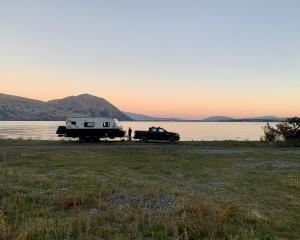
134,127,180,143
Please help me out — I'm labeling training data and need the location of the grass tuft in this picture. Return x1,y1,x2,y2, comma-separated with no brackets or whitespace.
280,176,300,188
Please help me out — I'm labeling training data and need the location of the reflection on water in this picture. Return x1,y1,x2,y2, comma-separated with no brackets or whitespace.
0,121,64,140
0,121,272,141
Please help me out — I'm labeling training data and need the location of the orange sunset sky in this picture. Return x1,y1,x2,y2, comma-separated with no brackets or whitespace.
1,1,299,119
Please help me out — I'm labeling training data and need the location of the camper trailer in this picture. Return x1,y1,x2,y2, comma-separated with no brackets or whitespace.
56,118,125,142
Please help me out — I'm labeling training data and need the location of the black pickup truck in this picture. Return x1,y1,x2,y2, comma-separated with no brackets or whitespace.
134,127,180,143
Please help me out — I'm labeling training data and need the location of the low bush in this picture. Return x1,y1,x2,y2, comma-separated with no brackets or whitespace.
262,117,300,142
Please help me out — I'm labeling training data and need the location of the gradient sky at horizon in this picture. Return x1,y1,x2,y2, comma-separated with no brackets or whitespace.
0,0,299,118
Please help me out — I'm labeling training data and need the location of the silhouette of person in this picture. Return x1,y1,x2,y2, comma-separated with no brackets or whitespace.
128,127,132,141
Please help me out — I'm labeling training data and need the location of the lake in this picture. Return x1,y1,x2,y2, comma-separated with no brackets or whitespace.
0,121,275,141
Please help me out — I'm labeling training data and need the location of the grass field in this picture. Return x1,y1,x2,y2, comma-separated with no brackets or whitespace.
0,140,299,239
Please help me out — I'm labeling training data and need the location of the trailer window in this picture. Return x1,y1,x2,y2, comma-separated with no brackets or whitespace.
71,121,76,125
103,122,110,127
84,122,95,127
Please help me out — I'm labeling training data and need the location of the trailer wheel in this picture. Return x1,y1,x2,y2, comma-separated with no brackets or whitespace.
91,137,100,143
169,137,176,143
79,136,87,143
141,136,148,143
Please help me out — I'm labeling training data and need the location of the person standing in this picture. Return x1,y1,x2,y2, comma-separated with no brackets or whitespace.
128,127,132,141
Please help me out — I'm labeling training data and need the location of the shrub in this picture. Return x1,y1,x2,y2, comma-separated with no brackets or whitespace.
262,117,300,141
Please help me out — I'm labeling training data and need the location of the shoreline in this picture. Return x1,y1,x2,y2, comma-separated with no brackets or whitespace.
0,138,299,147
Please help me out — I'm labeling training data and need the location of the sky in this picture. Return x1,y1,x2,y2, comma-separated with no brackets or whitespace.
0,0,299,119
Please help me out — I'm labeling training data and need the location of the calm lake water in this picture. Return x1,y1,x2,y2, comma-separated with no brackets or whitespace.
0,121,274,141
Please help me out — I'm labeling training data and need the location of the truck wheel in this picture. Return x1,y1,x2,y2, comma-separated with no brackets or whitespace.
141,136,148,143
79,136,87,143
169,137,176,143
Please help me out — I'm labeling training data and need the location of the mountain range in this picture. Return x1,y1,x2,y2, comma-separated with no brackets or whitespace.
200,115,281,122
0,93,130,121
0,93,282,122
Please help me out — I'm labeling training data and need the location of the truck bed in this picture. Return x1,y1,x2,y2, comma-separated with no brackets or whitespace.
134,131,148,139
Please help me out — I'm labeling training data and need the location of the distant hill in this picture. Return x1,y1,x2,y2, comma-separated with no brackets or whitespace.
124,112,183,121
200,115,281,122
0,93,131,121
47,94,130,120
201,116,235,122
229,116,281,122
244,116,281,121
0,93,62,120
124,112,161,121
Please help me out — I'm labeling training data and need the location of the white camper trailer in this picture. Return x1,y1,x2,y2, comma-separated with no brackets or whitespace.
56,117,125,142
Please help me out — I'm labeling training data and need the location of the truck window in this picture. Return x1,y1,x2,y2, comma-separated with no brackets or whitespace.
84,122,95,127
103,122,110,127
158,128,165,133
71,121,76,125
150,128,157,132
